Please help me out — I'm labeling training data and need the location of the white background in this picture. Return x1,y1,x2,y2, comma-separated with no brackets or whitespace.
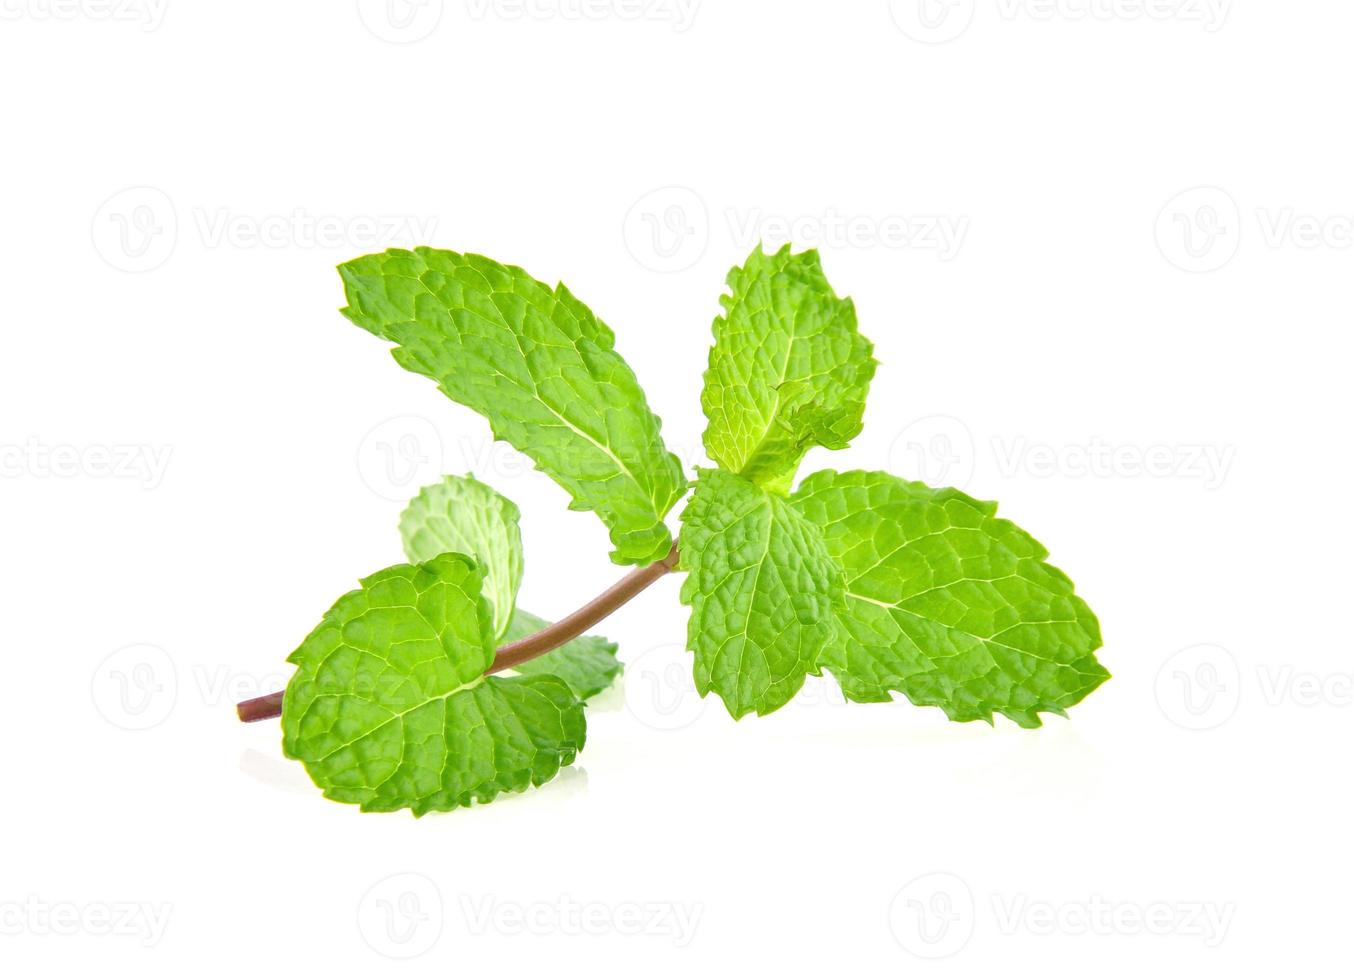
2,1,1349,975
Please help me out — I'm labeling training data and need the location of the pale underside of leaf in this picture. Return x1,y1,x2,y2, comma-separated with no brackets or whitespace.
400,474,524,641
281,555,586,815
678,468,842,719
339,247,686,565
788,470,1108,728
700,245,876,492
398,474,622,700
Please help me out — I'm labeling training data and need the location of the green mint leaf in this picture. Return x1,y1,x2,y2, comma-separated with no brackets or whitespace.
700,245,876,492
501,608,622,701
399,474,523,641
281,555,586,815
788,470,1109,728
678,468,843,718
340,247,687,565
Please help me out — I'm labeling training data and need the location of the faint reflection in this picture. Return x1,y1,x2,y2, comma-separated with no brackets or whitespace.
587,674,626,713
406,766,590,821
238,748,590,807
238,748,317,794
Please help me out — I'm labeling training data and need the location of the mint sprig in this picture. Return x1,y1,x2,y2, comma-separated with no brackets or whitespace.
243,244,1109,815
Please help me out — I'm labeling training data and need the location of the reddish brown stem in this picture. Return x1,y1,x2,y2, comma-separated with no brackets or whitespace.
236,546,679,723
